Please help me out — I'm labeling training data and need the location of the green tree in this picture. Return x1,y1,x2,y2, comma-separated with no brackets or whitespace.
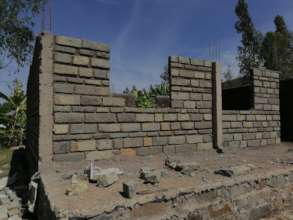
261,15,293,79
0,80,26,148
0,0,46,67
235,0,263,77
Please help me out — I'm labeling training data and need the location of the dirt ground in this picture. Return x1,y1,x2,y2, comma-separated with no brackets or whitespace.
41,143,293,217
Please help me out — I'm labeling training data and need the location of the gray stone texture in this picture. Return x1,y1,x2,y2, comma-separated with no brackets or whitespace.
27,34,280,163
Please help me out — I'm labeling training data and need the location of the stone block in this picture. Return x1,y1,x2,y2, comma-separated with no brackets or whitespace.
184,101,196,109
172,78,190,86
120,148,136,156
161,122,171,130
178,114,190,121
79,67,93,77
53,152,84,162
99,124,121,132
124,138,143,148
199,80,211,88
85,113,116,122
176,144,197,153
96,139,112,150
123,181,136,198
55,94,80,105
55,52,72,64
195,121,212,129
96,173,118,188
172,92,189,100
79,48,95,56
117,113,136,122
70,124,97,134
85,150,113,161
53,141,70,154
54,83,74,93
136,114,154,122
102,97,125,106
186,135,202,144
169,136,185,144
96,87,110,96
142,123,160,131
55,45,76,54
197,143,213,150
56,36,82,47
55,113,84,123
153,136,168,146
73,55,90,66
181,122,194,130
81,96,101,106
91,58,110,69
171,122,181,130
203,114,212,121
121,123,140,132
155,114,163,122
137,147,162,156
54,64,78,76
53,124,69,134
164,114,177,121
143,137,152,146
93,69,109,79
71,140,96,152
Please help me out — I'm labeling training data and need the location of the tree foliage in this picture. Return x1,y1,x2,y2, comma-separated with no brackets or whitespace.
261,16,293,79
0,80,26,148
235,0,263,77
123,83,170,108
0,0,46,66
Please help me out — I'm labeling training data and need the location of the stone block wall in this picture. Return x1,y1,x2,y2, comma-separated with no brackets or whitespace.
223,68,280,148
26,33,281,164
49,34,214,161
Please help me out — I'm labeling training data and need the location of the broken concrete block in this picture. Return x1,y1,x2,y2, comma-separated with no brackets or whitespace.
0,206,8,220
96,173,118,188
0,177,8,190
165,158,180,170
140,167,161,185
215,164,255,177
122,181,136,199
165,158,200,176
177,162,200,176
89,161,123,183
8,215,22,220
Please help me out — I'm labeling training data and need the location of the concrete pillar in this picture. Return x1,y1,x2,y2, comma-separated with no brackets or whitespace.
212,62,223,152
39,33,54,166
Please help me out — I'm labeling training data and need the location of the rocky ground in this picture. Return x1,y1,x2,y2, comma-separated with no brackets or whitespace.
38,142,293,219
0,148,24,220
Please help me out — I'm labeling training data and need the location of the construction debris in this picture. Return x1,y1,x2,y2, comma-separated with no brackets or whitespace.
215,164,256,177
89,161,123,187
165,158,200,176
139,167,161,185
122,181,136,199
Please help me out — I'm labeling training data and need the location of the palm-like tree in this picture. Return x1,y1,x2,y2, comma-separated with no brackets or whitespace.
0,80,26,148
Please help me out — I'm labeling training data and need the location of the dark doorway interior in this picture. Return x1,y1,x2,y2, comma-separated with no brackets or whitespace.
222,85,253,110
280,79,293,141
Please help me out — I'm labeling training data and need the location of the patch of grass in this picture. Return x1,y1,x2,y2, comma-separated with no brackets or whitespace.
0,147,12,178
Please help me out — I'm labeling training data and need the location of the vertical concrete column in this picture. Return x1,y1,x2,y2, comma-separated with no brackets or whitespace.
212,62,223,151
39,33,54,166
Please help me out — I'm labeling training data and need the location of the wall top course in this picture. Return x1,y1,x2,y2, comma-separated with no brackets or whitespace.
55,35,110,53
170,56,213,67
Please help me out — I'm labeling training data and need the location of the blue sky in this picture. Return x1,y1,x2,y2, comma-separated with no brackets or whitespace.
1,0,293,94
